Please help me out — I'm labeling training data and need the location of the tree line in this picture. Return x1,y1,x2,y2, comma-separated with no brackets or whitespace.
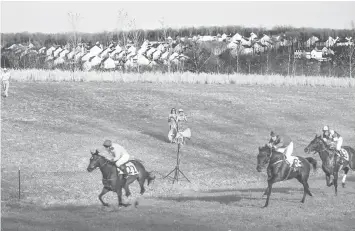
1,25,354,48
1,25,354,78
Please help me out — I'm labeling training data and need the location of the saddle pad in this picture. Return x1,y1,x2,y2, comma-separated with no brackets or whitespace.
117,162,139,175
293,158,302,167
341,148,349,161
286,156,301,168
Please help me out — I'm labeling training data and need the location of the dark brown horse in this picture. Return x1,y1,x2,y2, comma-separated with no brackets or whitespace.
87,149,155,207
304,135,355,194
256,144,317,207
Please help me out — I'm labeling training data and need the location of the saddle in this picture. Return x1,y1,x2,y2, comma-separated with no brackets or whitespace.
273,148,301,168
340,148,349,161
329,147,349,161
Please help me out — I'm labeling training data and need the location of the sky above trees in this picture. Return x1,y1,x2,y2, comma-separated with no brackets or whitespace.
1,1,355,34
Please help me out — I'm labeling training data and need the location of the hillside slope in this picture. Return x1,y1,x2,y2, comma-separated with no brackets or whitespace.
1,82,355,231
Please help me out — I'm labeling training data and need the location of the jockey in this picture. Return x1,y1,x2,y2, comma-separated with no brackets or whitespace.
268,131,295,165
322,125,343,157
103,140,130,176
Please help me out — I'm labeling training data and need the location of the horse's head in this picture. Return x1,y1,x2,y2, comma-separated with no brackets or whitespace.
304,135,326,154
87,149,106,172
256,144,272,172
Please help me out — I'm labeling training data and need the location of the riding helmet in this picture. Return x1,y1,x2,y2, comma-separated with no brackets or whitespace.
103,140,112,147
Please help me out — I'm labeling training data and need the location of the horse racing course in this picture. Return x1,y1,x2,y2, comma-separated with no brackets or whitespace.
2,80,355,231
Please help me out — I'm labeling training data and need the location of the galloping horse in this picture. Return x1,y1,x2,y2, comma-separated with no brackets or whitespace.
256,145,317,207
304,135,355,194
87,149,155,207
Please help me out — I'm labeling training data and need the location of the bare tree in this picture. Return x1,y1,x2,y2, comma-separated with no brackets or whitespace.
128,19,142,47
116,9,129,47
67,12,81,79
128,18,143,72
349,20,355,77
159,17,167,42
185,41,212,73
265,46,272,74
159,17,172,73
231,43,244,73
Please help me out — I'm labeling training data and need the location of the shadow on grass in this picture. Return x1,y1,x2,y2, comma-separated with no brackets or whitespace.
206,187,303,194
141,130,168,143
159,187,305,205
158,194,245,204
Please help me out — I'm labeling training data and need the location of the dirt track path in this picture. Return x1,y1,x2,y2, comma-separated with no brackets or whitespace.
2,176,355,231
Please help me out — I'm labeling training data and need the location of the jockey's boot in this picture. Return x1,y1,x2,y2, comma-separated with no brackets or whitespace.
289,159,295,169
335,150,342,161
119,165,128,177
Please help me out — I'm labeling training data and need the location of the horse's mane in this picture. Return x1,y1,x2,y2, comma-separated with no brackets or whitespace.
92,151,115,165
315,135,332,150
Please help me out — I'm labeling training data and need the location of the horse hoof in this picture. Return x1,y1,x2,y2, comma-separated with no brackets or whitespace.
262,205,268,208
125,192,131,197
134,201,139,208
119,203,130,207
103,203,109,207
342,183,345,188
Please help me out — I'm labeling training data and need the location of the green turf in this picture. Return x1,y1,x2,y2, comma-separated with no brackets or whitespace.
1,82,355,231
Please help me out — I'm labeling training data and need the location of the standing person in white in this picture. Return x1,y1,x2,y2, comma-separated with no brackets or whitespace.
1,68,11,97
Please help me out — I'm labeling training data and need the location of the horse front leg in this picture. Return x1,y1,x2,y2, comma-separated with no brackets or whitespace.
325,174,334,187
263,179,274,208
333,171,339,196
262,186,269,198
99,187,110,206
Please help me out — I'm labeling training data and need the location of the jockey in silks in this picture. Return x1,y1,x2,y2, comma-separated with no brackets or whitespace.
103,140,130,176
322,125,344,159
268,131,295,166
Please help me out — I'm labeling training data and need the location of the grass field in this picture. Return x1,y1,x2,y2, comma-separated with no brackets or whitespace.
8,69,355,87
1,80,355,231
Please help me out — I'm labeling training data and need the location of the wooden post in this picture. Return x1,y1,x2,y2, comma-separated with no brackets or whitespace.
18,167,21,200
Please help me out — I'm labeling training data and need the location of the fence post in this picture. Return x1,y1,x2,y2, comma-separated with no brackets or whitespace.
18,166,21,200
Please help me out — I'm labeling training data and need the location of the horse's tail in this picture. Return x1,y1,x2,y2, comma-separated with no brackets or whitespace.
147,171,156,186
305,157,317,171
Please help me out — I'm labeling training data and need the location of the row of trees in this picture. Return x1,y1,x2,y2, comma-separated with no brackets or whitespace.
1,25,355,49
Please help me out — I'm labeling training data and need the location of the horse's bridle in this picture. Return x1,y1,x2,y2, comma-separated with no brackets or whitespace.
91,156,117,182
264,147,286,166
